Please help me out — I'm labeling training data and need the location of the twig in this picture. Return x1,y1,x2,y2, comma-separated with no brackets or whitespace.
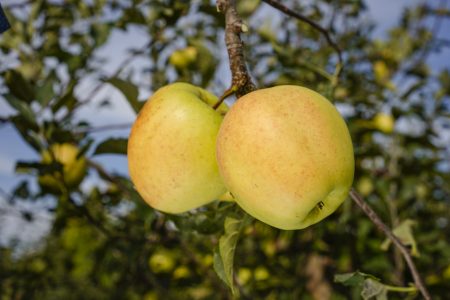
75,39,156,108
261,0,343,68
74,122,132,134
66,194,113,237
87,159,132,198
216,0,256,98
3,0,32,9
349,188,431,300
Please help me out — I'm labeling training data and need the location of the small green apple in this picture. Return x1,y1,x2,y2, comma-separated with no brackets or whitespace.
148,250,176,273
127,82,228,213
216,85,354,230
169,46,198,70
38,143,87,192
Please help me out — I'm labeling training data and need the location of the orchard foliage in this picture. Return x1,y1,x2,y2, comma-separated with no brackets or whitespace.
0,0,449,299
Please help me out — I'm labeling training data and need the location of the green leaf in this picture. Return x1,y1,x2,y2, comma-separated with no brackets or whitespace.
91,23,111,47
36,73,56,107
380,219,419,257
105,77,143,113
334,271,380,287
12,180,30,199
10,115,41,151
213,215,251,295
361,279,388,300
93,138,127,155
4,69,35,103
4,94,36,124
52,83,78,113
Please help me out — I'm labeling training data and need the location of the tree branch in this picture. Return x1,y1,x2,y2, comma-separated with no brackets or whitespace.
349,188,431,300
75,39,156,110
261,0,343,69
216,0,256,98
74,122,132,134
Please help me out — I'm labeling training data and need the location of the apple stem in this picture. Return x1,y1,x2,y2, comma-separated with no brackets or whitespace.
349,188,431,300
216,0,256,98
213,85,238,110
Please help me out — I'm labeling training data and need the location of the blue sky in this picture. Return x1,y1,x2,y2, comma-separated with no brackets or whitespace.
0,0,449,246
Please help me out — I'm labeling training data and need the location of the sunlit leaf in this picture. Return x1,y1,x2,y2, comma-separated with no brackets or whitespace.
213,215,251,295
381,219,420,257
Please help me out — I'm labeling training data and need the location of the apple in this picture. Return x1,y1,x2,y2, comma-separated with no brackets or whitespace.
356,176,374,196
216,85,354,230
38,143,87,192
372,112,394,133
169,46,198,70
127,82,228,213
148,249,176,273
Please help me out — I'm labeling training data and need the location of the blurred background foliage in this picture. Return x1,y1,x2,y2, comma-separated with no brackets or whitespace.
0,0,449,299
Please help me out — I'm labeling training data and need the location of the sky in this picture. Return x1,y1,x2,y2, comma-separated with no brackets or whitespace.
0,0,449,247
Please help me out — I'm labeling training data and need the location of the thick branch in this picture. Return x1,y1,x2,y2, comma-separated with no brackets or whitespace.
349,188,431,300
261,0,343,67
217,0,256,98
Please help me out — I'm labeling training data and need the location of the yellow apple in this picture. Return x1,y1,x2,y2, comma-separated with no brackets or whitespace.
169,46,198,70
38,143,87,192
373,112,395,133
127,82,228,213
216,85,354,230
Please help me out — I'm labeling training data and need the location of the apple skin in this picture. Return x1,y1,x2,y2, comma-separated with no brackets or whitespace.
38,143,87,192
127,82,228,214
216,85,354,230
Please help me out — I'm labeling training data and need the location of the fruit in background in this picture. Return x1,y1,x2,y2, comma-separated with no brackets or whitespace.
356,176,374,196
415,183,428,199
38,143,87,192
173,266,191,279
217,85,354,230
169,46,198,70
373,60,390,84
373,112,395,133
333,86,348,100
148,250,176,273
127,82,228,213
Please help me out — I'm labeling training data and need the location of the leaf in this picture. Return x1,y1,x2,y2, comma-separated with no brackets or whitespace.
15,161,62,175
105,77,143,113
93,138,127,155
380,219,420,257
213,215,251,295
3,94,36,124
10,115,42,151
335,272,388,300
91,23,111,47
334,271,380,287
52,84,78,114
4,69,35,103
12,181,30,199
361,279,388,300
36,74,56,107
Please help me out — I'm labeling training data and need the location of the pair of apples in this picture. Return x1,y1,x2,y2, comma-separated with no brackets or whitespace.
128,83,354,230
